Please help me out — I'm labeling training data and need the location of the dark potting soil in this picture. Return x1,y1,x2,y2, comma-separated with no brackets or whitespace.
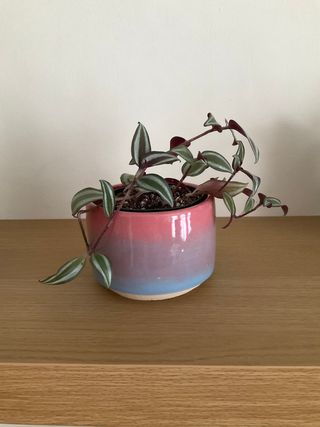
115,184,205,212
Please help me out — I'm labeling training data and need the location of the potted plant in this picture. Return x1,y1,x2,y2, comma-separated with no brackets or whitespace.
40,113,288,300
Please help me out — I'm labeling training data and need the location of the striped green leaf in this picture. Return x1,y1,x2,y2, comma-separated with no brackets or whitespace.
222,192,236,229
170,145,194,163
40,256,86,285
202,150,233,173
235,140,245,163
204,113,221,129
228,119,259,163
223,181,248,197
244,197,255,214
137,174,174,207
182,160,207,177
142,151,179,167
223,192,236,216
120,173,135,186
248,137,259,164
90,253,112,288
251,175,261,196
99,180,115,217
71,187,102,216
197,178,248,198
263,196,282,207
170,136,187,149
225,118,237,143
131,122,151,166
232,155,241,171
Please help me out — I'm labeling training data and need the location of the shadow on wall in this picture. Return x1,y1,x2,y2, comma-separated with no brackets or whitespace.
262,116,320,216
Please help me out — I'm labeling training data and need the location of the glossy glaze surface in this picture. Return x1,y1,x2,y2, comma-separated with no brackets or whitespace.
86,195,216,299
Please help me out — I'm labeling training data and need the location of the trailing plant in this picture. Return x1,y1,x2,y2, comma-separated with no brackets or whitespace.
40,113,288,287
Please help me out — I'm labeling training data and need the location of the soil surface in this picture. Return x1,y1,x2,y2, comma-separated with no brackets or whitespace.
115,183,204,211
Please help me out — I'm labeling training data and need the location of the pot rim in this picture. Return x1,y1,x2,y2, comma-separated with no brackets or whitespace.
89,183,213,216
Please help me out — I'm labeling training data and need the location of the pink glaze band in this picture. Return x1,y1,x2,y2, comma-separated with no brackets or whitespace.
86,192,216,299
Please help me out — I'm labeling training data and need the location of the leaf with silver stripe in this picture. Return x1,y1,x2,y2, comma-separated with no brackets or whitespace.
90,253,112,288
170,144,194,162
40,256,86,285
251,175,261,196
137,174,174,207
71,187,102,216
263,196,282,207
235,140,245,164
203,113,222,131
248,136,259,164
120,173,135,186
222,192,236,229
197,178,248,198
223,181,248,197
99,180,115,217
181,160,207,177
232,155,241,171
228,119,259,163
131,122,151,166
244,197,255,214
202,150,233,173
223,192,236,216
142,151,179,167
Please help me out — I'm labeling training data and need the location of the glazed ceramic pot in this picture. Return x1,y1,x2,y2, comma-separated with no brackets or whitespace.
86,187,216,300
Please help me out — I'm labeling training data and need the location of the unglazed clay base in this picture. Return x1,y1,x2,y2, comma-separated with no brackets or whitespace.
112,283,202,301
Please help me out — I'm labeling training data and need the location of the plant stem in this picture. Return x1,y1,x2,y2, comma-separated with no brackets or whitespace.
218,170,239,193
177,164,192,187
234,202,263,219
239,167,253,180
77,214,89,250
88,166,147,255
177,125,230,187
85,122,238,252
185,125,229,145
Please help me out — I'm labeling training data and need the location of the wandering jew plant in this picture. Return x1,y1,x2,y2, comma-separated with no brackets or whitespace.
40,113,288,287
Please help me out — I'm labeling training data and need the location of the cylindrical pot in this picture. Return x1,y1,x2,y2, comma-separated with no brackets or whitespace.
86,188,216,300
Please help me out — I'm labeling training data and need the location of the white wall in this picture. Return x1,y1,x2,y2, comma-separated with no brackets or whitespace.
0,0,319,219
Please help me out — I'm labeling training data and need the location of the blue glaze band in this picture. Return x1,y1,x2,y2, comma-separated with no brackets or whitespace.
95,268,214,295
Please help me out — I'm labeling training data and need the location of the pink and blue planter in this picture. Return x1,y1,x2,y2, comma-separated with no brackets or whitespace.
86,188,216,300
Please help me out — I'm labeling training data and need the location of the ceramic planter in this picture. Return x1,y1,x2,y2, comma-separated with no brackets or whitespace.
86,187,216,300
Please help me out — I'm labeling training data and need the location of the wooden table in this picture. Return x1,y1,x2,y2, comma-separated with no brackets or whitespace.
0,217,319,426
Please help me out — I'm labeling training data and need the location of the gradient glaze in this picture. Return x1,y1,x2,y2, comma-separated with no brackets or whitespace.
86,189,216,300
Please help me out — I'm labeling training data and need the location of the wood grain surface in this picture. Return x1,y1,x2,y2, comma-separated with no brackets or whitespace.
1,217,320,425
0,217,320,366
1,364,320,426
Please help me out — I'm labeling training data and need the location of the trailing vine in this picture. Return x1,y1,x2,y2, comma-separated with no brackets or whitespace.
40,112,288,287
